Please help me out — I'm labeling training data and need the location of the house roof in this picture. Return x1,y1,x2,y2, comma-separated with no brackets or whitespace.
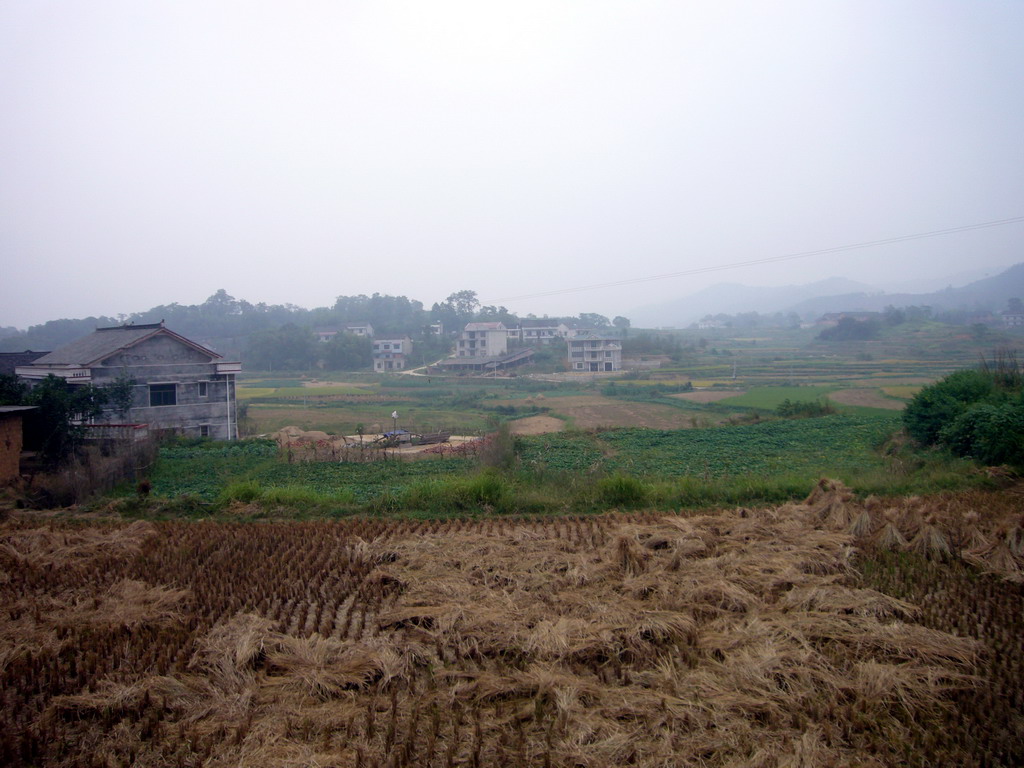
569,332,618,341
464,322,506,331
0,351,49,376
0,405,38,415
28,323,223,367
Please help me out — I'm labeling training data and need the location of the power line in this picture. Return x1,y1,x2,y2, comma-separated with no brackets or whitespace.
480,216,1024,305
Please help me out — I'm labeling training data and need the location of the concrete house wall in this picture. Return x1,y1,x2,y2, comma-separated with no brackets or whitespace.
16,323,240,440
456,323,508,357
96,335,238,439
373,337,412,371
567,334,622,372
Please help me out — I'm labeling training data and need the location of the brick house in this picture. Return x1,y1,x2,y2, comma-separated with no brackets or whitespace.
16,322,241,440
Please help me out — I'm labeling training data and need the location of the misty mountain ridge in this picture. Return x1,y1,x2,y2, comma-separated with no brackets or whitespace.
630,277,877,327
631,264,1023,327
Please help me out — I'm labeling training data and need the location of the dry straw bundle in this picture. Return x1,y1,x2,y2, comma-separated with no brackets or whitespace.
6,482,1024,766
0,502,991,768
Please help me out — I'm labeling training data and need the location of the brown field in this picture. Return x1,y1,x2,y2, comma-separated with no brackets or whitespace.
507,415,566,435
2,485,1022,767
828,388,906,410
671,389,746,403
526,395,724,429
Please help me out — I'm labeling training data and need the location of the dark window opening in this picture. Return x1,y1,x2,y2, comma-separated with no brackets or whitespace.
149,383,176,407
198,381,208,397
199,424,210,437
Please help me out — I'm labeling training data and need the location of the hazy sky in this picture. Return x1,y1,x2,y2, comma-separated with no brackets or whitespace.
2,1,1022,328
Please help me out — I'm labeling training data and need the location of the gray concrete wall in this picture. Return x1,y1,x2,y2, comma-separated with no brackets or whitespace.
93,336,237,439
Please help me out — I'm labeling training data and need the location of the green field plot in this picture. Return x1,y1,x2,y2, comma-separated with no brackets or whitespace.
597,415,897,479
246,403,488,436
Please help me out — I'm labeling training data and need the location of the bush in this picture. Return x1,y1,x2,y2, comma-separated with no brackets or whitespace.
904,364,1024,468
903,369,997,445
940,402,1024,466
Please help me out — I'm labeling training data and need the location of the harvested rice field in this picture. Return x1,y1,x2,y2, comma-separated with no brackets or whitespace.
826,388,906,410
2,484,1023,767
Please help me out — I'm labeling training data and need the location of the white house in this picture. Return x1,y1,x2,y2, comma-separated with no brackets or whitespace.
567,333,622,372
373,337,412,372
344,323,375,338
456,322,508,357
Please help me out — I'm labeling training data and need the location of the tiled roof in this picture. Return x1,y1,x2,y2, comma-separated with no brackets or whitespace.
28,323,221,367
0,351,48,376
464,322,506,331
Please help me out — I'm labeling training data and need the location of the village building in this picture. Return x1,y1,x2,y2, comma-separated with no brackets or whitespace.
0,351,49,376
372,337,412,372
456,322,508,357
567,332,622,372
515,320,574,344
314,328,339,343
344,323,374,338
15,322,241,440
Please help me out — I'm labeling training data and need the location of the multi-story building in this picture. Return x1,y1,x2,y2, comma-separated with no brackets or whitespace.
566,332,622,372
15,322,241,439
372,337,412,372
456,322,508,357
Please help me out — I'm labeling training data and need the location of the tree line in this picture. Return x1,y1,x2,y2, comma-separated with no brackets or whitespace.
1,289,630,372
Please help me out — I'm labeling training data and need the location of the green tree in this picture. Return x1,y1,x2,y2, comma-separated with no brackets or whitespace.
245,325,317,371
23,375,108,466
612,316,631,337
105,369,137,420
320,333,372,370
0,373,27,405
579,312,610,328
817,317,881,341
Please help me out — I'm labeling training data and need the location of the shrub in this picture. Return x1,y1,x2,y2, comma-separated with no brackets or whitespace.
903,369,997,445
940,402,1024,466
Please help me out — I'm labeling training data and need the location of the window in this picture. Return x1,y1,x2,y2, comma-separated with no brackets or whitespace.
198,381,208,397
199,424,210,437
149,383,176,406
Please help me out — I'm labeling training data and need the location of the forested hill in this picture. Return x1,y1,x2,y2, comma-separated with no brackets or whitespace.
0,290,457,356
0,289,620,364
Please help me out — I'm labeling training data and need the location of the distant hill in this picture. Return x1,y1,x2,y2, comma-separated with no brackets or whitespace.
788,262,1024,317
630,264,1024,327
630,277,875,327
